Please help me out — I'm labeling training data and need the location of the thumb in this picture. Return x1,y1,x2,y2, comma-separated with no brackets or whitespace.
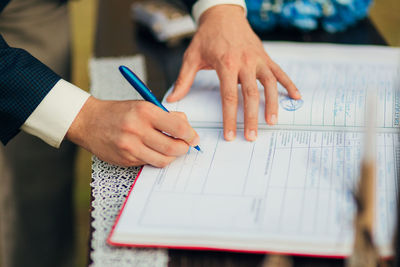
167,59,198,102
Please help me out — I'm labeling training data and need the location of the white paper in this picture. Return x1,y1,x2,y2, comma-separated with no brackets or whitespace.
111,129,398,256
163,43,400,131
110,42,400,256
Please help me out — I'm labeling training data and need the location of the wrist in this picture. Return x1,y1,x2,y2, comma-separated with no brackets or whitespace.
66,96,99,149
198,5,246,26
193,0,247,24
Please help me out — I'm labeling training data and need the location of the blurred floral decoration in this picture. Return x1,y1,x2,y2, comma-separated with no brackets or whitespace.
246,0,373,32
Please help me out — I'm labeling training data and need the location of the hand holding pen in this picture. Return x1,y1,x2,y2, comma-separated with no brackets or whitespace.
119,65,201,152
67,67,200,168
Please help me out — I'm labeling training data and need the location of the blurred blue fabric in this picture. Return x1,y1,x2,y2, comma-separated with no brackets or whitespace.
246,0,373,32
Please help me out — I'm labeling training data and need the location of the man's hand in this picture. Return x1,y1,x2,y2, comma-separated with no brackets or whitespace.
167,5,301,141
66,97,199,167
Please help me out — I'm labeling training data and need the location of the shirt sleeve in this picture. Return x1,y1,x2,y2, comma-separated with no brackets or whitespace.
21,79,90,148
192,0,247,23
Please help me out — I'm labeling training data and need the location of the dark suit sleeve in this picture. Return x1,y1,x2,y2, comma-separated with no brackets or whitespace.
0,34,61,145
0,0,11,13
179,0,197,12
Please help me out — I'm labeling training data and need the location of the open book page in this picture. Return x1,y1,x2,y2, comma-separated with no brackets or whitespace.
163,43,400,131
110,129,399,256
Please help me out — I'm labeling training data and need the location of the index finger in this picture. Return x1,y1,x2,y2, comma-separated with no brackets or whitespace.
269,60,301,99
152,111,200,147
166,52,199,102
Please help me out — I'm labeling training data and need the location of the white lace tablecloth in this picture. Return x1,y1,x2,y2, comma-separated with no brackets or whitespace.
89,56,168,267
90,158,168,267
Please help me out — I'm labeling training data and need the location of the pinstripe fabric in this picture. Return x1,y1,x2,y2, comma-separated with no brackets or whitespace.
0,0,11,13
0,34,61,145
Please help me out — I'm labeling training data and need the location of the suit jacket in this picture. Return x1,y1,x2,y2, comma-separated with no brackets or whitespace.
0,30,60,145
181,0,196,12
0,0,11,13
0,0,71,145
0,0,190,145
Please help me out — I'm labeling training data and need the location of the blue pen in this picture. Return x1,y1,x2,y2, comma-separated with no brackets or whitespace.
119,65,201,152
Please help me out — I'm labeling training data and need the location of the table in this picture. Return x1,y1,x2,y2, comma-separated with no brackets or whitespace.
91,1,387,266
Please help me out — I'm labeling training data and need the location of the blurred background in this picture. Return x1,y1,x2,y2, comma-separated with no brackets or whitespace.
0,0,399,266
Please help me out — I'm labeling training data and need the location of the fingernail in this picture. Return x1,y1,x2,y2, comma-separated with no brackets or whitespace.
270,114,277,125
248,130,257,141
294,91,301,98
192,136,200,146
226,131,235,141
166,95,174,102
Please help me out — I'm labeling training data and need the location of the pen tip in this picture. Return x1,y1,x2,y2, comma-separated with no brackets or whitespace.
194,145,203,153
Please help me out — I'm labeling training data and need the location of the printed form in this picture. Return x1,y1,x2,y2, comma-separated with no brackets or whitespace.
110,43,400,256
163,43,400,130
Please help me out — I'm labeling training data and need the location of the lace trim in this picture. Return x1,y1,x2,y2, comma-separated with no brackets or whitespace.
90,156,168,266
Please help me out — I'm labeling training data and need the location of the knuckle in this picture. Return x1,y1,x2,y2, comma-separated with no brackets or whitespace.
222,91,238,104
176,112,188,120
261,76,277,88
220,53,238,71
183,49,192,60
171,111,188,121
136,101,154,118
164,143,178,156
155,157,171,168
245,114,258,123
241,52,255,67
183,50,190,60
175,122,189,137
115,136,130,152
120,119,133,133
243,86,259,99
174,77,185,87
259,76,269,86
120,117,144,137
134,102,147,116
183,49,198,64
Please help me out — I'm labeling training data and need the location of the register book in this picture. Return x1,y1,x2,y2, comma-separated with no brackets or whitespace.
108,42,400,257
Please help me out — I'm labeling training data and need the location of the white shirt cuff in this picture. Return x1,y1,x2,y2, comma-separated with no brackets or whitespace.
192,0,247,24
21,79,91,148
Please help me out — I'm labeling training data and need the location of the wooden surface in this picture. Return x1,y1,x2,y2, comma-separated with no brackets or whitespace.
94,1,387,266
369,0,400,47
